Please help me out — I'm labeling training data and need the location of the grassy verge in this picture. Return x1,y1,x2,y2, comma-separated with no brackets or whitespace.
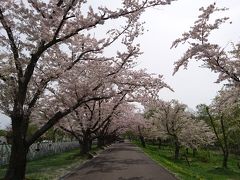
134,141,240,180
0,146,102,180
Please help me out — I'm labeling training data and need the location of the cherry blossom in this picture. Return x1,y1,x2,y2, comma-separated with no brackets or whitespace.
171,3,240,86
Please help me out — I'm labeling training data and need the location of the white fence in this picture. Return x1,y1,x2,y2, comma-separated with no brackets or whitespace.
0,141,79,166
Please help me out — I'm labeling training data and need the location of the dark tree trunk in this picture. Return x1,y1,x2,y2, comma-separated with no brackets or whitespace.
4,116,29,180
80,137,91,155
4,147,28,180
222,151,229,168
174,145,180,160
158,138,162,149
88,139,92,151
183,153,190,167
138,126,145,148
104,135,110,145
192,148,197,157
150,139,155,145
80,141,89,155
174,140,180,160
139,135,146,148
97,136,105,148
4,142,28,180
207,109,229,169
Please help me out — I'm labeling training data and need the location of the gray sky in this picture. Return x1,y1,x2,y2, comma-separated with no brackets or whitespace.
137,0,240,109
1,0,240,129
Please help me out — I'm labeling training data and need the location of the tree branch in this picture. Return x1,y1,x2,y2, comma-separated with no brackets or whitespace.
0,8,23,80
26,95,112,146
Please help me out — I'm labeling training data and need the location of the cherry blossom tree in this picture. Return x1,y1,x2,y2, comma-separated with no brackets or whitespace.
171,3,240,163
92,100,128,148
34,60,167,154
127,112,148,147
144,99,215,160
94,102,139,147
0,0,177,179
57,95,129,154
171,3,240,86
205,87,240,168
142,100,168,152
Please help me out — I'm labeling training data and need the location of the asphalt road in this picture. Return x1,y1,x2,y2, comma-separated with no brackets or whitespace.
61,142,177,180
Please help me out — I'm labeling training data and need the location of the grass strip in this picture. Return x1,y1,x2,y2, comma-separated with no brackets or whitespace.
134,141,240,180
0,146,102,180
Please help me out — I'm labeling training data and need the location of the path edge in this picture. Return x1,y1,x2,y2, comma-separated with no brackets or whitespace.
133,143,179,180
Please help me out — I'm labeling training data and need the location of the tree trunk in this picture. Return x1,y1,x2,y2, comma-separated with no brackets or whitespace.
192,148,197,157
4,145,28,180
183,153,190,166
4,116,28,180
150,139,155,145
174,145,180,160
80,142,88,155
158,138,162,149
139,135,146,148
138,126,145,148
174,140,180,160
80,134,92,155
88,139,92,151
80,142,89,155
97,136,105,148
222,151,229,168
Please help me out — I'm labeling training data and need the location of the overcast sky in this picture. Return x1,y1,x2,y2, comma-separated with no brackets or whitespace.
137,0,240,109
0,0,240,129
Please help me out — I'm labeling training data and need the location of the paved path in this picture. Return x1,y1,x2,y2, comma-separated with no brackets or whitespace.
62,142,177,180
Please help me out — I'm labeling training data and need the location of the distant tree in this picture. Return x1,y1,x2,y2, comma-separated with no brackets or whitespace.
144,99,215,160
58,97,128,154
206,87,240,168
196,104,209,121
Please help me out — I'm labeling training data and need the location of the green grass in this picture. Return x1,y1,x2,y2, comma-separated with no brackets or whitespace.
134,142,240,180
0,146,101,180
